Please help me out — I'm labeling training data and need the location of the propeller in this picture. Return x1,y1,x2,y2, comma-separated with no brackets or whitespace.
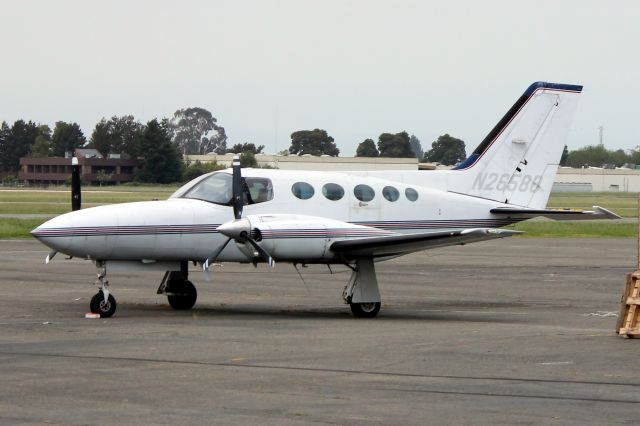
71,157,81,211
202,155,275,271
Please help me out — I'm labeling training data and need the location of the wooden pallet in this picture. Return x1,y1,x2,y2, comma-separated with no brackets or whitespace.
617,271,640,338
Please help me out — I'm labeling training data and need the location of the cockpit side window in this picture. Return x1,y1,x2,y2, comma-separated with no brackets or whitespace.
181,172,273,206
244,177,274,204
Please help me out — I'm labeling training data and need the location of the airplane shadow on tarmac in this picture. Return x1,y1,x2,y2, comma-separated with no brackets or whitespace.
110,301,531,324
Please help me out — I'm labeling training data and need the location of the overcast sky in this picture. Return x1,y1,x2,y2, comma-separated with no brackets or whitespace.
1,0,638,155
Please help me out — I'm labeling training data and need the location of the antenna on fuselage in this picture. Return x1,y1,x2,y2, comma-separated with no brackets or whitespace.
71,157,81,211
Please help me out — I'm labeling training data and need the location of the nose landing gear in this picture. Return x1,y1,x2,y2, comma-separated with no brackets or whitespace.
89,263,117,318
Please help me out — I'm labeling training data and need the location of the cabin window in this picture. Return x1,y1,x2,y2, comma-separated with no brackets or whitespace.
291,182,315,200
382,186,399,202
354,184,375,202
322,183,345,201
405,187,419,201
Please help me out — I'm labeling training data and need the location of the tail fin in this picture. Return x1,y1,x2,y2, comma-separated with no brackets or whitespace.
448,82,582,209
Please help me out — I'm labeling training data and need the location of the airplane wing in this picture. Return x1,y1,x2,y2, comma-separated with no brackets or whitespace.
330,228,520,258
490,205,620,220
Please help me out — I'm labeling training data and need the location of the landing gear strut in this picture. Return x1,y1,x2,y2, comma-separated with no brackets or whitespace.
158,261,197,310
342,257,382,318
90,262,117,318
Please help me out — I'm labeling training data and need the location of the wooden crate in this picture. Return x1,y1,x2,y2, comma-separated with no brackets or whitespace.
617,271,640,338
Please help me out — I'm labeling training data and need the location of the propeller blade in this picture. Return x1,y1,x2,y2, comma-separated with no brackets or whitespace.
246,237,275,267
71,157,81,211
202,237,232,271
45,250,57,264
231,154,242,220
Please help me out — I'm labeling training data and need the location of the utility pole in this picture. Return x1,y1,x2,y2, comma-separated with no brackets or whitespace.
598,125,604,146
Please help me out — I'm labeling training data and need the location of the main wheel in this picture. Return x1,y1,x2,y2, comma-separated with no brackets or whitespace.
90,292,117,318
349,302,381,318
167,280,197,310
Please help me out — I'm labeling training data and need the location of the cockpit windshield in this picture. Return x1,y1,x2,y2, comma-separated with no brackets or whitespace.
181,172,273,206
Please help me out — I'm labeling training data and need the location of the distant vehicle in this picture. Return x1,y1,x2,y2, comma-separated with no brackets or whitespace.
32,82,618,318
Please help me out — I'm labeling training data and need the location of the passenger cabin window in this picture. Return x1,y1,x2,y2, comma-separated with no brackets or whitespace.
322,183,345,201
354,184,375,202
182,172,273,205
291,182,315,200
405,187,419,201
382,186,399,202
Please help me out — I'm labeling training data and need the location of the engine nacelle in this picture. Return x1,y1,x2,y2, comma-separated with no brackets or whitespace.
245,214,391,262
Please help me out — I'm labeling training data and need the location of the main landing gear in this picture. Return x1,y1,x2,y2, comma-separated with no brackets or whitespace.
157,262,197,311
342,257,382,318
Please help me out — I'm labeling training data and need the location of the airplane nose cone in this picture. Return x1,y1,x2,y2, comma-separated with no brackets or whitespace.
216,218,251,240
30,212,75,252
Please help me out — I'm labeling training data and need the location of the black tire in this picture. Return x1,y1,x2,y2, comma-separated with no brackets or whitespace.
89,292,117,318
167,280,197,310
350,302,381,318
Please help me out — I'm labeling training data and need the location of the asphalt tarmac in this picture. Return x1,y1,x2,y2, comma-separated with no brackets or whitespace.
1,238,639,425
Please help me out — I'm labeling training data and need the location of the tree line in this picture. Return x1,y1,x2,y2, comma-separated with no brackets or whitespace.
560,144,640,168
8,105,629,185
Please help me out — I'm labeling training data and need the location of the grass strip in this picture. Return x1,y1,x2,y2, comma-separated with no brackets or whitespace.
0,218,47,239
508,221,637,238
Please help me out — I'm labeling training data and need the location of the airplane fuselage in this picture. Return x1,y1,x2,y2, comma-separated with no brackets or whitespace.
32,168,519,263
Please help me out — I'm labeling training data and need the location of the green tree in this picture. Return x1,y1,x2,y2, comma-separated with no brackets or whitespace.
51,121,86,157
377,131,413,158
355,138,379,157
240,151,257,167
289,129,339,156
168,107,227,155
565,145,613,168
230,143,264,154
183,160,225,182
91,115,144,158
136,119,184,183
96,169,114,186
423,134,466,165
31,135,50,157
409,135,424,161
0,121,11,171
0,120,39,172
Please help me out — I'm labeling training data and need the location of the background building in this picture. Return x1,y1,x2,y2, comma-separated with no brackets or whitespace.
19,149,138,185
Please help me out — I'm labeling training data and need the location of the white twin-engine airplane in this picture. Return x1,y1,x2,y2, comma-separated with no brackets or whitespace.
32,82,618,318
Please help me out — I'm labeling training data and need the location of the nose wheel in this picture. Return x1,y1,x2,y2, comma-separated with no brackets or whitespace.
89,263,117,318
90,292,117,318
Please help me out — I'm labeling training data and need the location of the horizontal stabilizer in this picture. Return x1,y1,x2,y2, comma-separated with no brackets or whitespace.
490,206,620,221
330,228,521,258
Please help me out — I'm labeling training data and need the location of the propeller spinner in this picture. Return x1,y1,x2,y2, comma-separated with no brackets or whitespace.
202,155,275,271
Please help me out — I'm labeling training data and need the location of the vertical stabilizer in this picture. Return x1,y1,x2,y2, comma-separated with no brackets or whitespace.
447,82,582,209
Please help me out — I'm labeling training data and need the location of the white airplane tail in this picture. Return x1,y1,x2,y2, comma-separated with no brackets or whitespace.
447,82,582,209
